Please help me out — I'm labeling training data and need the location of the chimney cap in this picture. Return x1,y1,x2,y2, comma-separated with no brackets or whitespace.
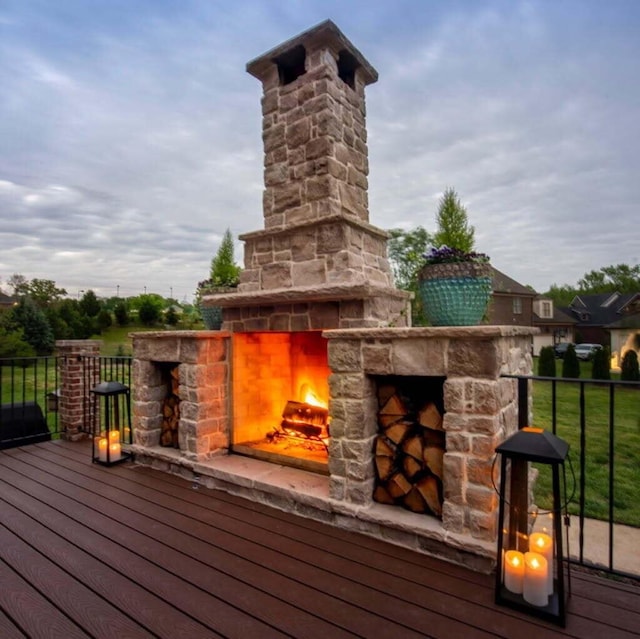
246,19,378,85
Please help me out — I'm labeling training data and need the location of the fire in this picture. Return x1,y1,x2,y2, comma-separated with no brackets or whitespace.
300,383,326,408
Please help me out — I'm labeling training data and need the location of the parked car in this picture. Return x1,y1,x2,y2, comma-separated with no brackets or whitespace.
553,342,574,359
574,343,603,361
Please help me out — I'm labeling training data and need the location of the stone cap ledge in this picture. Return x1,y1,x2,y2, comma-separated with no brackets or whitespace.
129,330,231,340
322,326,539,340
202,284,412,307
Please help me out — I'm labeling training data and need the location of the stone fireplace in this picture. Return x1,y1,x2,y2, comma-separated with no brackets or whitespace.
130,20,536,570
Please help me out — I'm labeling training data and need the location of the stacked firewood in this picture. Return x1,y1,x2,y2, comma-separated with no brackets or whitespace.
373,384,445,517
160,366,180,448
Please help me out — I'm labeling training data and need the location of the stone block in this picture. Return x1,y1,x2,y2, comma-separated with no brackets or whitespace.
328,340,361,372
286,117,311,148
261,262,292,289
448,340,500,378
291,259,326,287
442,502,466,534
308,302,340,329
467,457,494,489
305,175,334,201
273,183,302,214
264,163,288,186
391,339,446,376
263,122,285,153
361,343,392,374
305,136,332,160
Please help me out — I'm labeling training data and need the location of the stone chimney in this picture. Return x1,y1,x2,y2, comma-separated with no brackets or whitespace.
204,20,411,330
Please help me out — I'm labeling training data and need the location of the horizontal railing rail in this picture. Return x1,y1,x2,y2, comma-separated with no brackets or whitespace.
504,373,640,582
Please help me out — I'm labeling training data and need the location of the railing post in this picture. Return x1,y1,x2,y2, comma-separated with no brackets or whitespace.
55,340,101,441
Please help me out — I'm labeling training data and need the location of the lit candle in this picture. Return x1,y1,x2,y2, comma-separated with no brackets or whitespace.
504,550,525,594
108,442,121,462
98,437,108,462
123,427,131,442
523,551,549,607
109,429,120,443
530,531,554,594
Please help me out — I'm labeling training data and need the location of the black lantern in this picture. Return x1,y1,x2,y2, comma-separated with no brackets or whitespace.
494,427,570,626
90,381,133,466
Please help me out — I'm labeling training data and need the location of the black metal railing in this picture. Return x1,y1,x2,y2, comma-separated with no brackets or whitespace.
506,373,640,581
0,356,60,447
81,356,133,434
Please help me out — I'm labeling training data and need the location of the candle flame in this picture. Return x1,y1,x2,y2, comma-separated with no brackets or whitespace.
531,557,540,569
511,556,521,567
535,537,544,549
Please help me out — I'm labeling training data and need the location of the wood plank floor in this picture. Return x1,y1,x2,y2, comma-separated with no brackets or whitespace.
0,441,638,639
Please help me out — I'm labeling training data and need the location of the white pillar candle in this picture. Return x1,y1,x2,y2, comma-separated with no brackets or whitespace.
504,550,525,594
530,531,554,595
109,429,120,443
523,551,549,607
108,442,121,462
98,437,108,462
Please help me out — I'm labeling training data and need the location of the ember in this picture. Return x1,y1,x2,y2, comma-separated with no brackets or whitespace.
269,400,330,450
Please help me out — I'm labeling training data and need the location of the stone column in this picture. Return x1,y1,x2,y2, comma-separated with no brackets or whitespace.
55,340,101,440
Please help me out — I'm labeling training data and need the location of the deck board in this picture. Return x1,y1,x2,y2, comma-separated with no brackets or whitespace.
1,440,638,639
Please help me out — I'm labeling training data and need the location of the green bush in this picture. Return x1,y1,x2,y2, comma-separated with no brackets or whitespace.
562,343,580,378
621,349,640,381
538,346,556,377
591,347,610,380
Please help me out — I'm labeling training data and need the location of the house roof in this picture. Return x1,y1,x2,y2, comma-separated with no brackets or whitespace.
533,306,576,326
0,291,18,307
491,267,536,296
561,292,640,327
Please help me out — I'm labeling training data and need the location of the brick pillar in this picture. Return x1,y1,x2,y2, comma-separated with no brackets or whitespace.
56,340,101,441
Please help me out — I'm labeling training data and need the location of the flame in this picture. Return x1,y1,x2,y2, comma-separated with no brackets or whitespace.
300,383,326,408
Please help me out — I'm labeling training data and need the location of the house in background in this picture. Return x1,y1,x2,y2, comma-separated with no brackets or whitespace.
0,291,18,311
531,299,576,356
486,267,537,327
561,292,640,367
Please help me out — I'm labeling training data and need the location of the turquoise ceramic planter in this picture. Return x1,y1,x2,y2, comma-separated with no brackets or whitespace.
200,305,223,330
418,262,492,326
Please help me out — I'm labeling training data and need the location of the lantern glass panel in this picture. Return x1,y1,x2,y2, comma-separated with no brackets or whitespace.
90,381,132,466
494,428,570,627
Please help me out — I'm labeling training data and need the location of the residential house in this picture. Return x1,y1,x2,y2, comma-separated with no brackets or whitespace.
486,267,537,327
532,299,576,356
561,292,640,367
0,291,18,311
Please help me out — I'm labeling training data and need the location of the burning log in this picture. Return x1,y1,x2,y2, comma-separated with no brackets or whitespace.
270,400,330,450
373,386,445,518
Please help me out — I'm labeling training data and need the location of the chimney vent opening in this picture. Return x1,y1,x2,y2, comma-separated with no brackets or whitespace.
274,44,306,85
337,49,359,89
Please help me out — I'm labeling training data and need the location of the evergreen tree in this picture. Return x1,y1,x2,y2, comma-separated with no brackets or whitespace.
96,309,113,332
209,228,241,287
591,347,610,380
114,301,129,326
538,346,557,377
620,350,640,381
164,306,179,326
562,343,580,378
138,295,162,326
11,298,54,354
433,188,475,252
79,289,102,317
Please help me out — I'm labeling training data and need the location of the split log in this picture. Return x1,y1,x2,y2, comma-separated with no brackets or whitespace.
377,384,398,407
423,445,444,480
379,394,408,429
375,437,395,457
416,475,442,517
403,486,427,513
386,472,412,499
402,434,423,461
384,420,411,445
375,455,394,482
373,485,395,505
402,455,423,481
419,401,443,430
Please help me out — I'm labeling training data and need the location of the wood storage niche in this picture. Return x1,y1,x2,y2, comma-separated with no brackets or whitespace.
372,375,446,518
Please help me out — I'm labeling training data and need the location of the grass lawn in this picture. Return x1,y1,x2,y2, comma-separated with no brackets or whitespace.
531,358,640,527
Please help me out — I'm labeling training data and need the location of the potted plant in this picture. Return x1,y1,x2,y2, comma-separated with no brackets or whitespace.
197,228,241,329
417,188,492,326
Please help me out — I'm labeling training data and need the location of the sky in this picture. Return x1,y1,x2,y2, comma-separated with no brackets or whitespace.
1,0,639,302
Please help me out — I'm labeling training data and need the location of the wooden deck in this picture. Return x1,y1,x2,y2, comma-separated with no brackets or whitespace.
1,441,638,639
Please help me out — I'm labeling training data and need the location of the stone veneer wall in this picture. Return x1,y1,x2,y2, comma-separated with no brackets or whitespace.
131,332,230,461
324,326,535,544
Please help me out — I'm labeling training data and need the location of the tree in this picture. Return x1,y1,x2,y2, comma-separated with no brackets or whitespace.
433,188,475,252
7,273,27,295
10,298,55,354
578,264,640,295
96,309,113,332
21,278,67,307
164,306,179,326
538,346,556,377
0,324,35,358
387,226,431,325
209,228,241,287
562,344,580,378
620,350,640,381
114,301,129,326
138,295,162,326
591,347,610,380
79,289,102,317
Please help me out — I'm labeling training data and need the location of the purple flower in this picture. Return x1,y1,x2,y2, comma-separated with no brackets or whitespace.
423,245,490,265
